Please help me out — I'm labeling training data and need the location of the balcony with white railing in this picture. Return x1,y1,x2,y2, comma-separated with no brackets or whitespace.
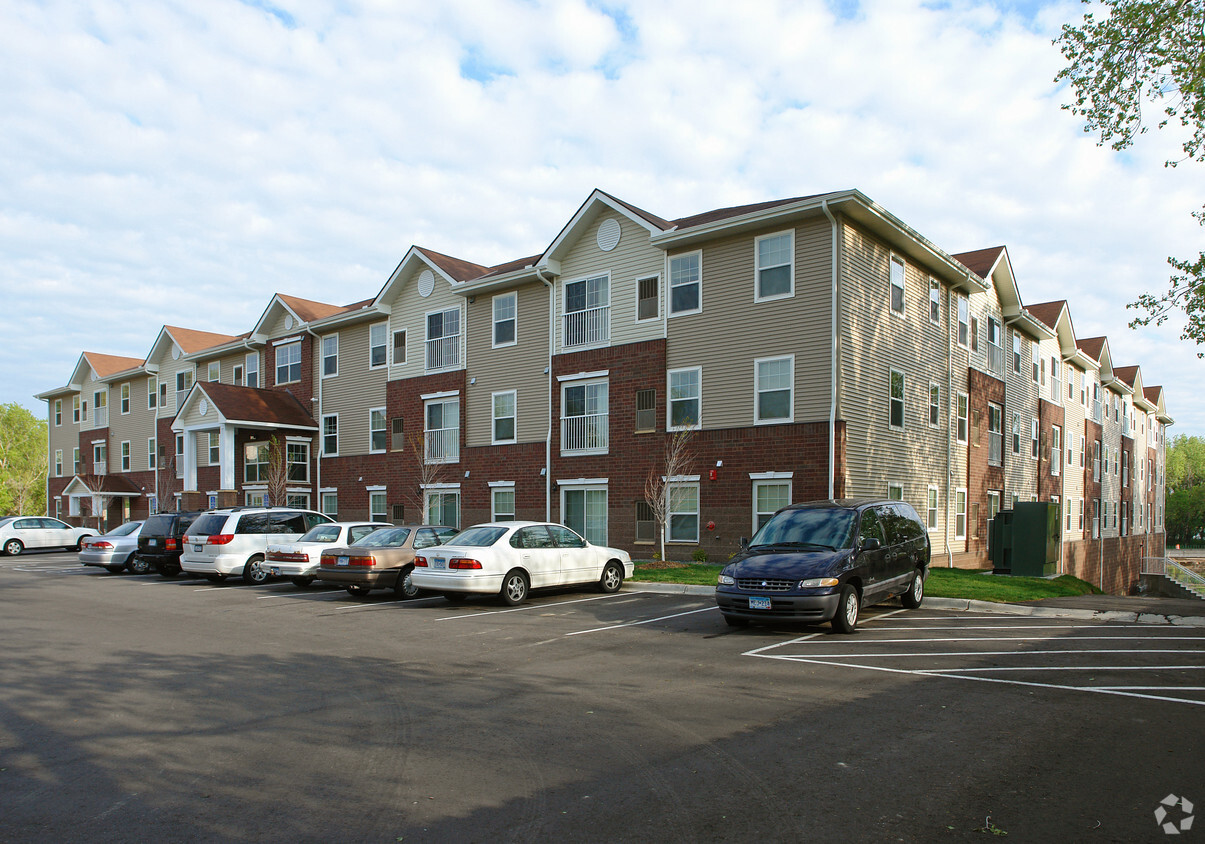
425,336,459,371
1051,373,1061,402
563,306,609,348
987,342,1003,376
424,427,459,463
93,461,106,476
988,431,1002,466
94,406,108,428
561,413,609,454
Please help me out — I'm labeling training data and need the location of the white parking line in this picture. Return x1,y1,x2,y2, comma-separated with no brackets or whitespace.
564,605,718,636
434,592,624,621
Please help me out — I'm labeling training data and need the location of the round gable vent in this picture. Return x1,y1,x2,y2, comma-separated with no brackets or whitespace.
171,346,180,361
597,218,621,252
284,314,294,330
418,269,436,298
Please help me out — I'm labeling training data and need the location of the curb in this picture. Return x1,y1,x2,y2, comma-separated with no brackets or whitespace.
627,583,1205,626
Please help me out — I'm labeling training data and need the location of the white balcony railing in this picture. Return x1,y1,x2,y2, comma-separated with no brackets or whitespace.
563,306,609,347
987,343,1003,376
425,336,459,371
94,406,108,428
424,427,459,463
988,431,1002,466
1051,374,1061,402
561,413,609,453
93,461,106,476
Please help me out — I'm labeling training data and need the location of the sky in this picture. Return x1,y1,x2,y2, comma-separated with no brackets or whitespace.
2,0,1202,436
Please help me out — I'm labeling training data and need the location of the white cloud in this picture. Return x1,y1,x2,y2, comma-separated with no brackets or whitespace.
2,0,1202,434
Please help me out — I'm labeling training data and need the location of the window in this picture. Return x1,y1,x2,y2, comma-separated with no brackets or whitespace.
245,490,266,508
275,342,301,384
987,403,1002,466
970,316,979,353
636,276,659,321
321,491,338,517
635,389,656,432
1012,333,1021,373
54,449,62,477
1067,431,1075,467
148,437,156,470
120,383,130,414
1011,412,1021,454
208,433,219,466
888,483,903,501
392,330,406,365
956,296,969,347
493,293,517,347
392,504,405,522
929,384,940,428
426,308,461,369
425,397,460,462
1031,417,1040,459
73,447,80,474
144,377,156,410
492,391,517,444
424,489,460,528
286,441,308,482
1066,498,1073,532
889,255,905,314
1051,426,1061,476
207,361,220,382
889,369,905,429
756,231,793,300
927,486,939,530
955,489,967,540
1092,498,1100,538
635,501,655,543
1051,357,1061,400
90,442,106,474
669,252,701,315
929,279,940,325
563,275,609,346
562,486,607,544
72,395,81,423
753,480,791,533
756,356,794,424
668,368,700,429
233,365,243,386
391,417,405,451
369,489,387,523
54,399,62,426
491,486,516,522
1093,440,1101,481
322,414,338,456
245,442,268,482
119,441,130,472
956,393,968,443
369,408,386,453
561,380,608,454
246,352,259,388
987,491,1001,523
322,334,338,377
1122,450,1129,486
667,482,699,542
986,318,1002,374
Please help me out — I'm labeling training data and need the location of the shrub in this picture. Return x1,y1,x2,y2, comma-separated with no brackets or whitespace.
691,547,708,563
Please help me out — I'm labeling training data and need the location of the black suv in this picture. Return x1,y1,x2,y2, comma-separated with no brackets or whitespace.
132,511,202,576
715,498,930,633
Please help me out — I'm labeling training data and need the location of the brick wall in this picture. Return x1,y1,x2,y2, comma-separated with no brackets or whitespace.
1037,398,1065,501
966,369,1005,560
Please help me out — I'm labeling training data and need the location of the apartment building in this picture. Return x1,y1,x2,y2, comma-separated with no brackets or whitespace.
36,188,1172,593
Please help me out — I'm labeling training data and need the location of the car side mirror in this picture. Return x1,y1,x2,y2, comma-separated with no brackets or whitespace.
738,536,749,551
860,536,881,551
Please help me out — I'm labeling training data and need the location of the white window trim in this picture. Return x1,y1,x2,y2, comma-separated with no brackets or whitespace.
888,367,905,431
752,478,792,535
491,390,518,445
557,369,609,383
54,449,62,477
889,254,906,317
148,437,157,470
887,482,903,501
559,378,608,457
753,229,794,303
207,361,220,383
322,413,339,457
286,438,310,483
956,296,969,349
926,485,939,531
667,366,702,432
369,322,388,370
492,291,518,349
322,333,339,379
667,250,702,317
120,383,131,415
956,392,969,443
754,354,794,425
490,481,516,521
665,479,699,544
275,341,301,385
634,273,661,324
955,487,968,540
424,396,461,464
369,406,386,454
929,382,941,429
748,471,794,480
392,328,407,366
245,352,260,388
120,440,131,472
147,378,157,411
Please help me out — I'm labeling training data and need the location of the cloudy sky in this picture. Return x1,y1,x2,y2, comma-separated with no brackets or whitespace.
3,0,1202,435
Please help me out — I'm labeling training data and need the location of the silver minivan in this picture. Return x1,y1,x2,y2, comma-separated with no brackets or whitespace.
180,507,332,584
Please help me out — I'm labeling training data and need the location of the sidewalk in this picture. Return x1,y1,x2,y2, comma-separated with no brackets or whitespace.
627,582,1205,626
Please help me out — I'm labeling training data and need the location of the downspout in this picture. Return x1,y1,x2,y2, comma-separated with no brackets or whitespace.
304,325,322,510
820,200,838,501
536,267,555,521
945,286,954,568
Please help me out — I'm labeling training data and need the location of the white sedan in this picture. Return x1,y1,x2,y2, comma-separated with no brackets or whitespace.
410,521,633,605
265,521,391,587
1,516,97,556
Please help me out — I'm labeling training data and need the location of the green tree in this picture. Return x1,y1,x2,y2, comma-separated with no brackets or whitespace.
0,403,48,516
1165,434,1205,543
1055,1,1205,348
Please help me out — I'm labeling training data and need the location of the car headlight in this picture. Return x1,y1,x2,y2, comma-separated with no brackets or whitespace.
799,577,840,588
717,574,735,585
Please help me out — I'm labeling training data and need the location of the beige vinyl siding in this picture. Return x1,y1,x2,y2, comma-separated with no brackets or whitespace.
666,218,832,429
838,221,951,520
465,283,550,447
80,372,107,433
106,375,157,472
193,351,250,386
1062,365,1087,540
155,350,196,419
386,266,465,381
262,307,298,340
555,211,664,352
48,394,80,476
318,322,386,456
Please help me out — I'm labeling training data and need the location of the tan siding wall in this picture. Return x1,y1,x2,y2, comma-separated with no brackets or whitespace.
48,396,80,477
107,375,156,472
386,267,465,382
80,372,107,433
465,283,550,447
318,322,387,457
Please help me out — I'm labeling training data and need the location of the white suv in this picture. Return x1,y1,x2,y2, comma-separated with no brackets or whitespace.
180,507,332,584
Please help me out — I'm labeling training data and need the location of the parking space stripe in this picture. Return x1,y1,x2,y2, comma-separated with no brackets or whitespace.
564,605,717,636
434,592,624,621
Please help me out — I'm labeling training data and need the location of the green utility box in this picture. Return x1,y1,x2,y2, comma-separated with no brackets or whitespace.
990,502,1059,577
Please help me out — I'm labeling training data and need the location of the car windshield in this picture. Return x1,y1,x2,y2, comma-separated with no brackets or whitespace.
352,527,410,547
749,507,857,551
107,521,141,537
299,524,344,543
444,525,508,547
186,514,229,537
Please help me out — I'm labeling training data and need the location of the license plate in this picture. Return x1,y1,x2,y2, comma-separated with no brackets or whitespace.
433,557,447,570
193,545,204,553
148,539,157,546
336,556,349,566
749,596,772,610
270,567,280,577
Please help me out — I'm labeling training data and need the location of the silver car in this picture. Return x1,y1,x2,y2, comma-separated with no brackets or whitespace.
79,521,144,573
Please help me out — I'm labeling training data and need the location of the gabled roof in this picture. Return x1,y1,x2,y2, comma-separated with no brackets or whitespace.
954,246,1051,340
951,246,1006,280
146,325,244,369
61,473,145,498
1026,300,1097,368
173,382,318,432
250,293,352,340
1026,300,1066,331
1143,385,1174,424
542,189,673,266
59,351,147,391
374,246,490,308
1077,336,1106,364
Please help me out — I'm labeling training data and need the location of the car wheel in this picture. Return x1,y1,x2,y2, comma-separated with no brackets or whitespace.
901,569,925,609
290,576,315,588
104,565,125,574
500,569,529,606
832,584,860,634
243,556,268,585
75,536,94,551
157,565,179,579
723,615,749,628
394,565,420,599
128,555,151,575
598,561,624,593
443,592,467,603
346,585,371,597
4,539,23,556
206,574,226,583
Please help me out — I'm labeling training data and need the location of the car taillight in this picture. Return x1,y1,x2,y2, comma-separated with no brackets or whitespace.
413,556,428,567
450,558,482,569
166,538,178,550
207,534,234,545
349,556,376,567
90,541,113,549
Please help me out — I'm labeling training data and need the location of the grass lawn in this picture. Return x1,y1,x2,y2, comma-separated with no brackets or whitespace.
630,561,1102,602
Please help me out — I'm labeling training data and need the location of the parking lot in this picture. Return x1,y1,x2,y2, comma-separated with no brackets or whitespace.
2,552,1203,842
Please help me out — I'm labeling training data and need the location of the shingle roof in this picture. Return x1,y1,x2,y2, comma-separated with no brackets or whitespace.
415,248,490,283
1077,336,1106,361
670,195,824,231
1112,365,1140,387
200,382,316,428
164,325,243,355
1144,386,1164,404
71,474,144,495
276,294,348,324
1026,301,1067,330
951,246,1006,279
83,352,145,378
